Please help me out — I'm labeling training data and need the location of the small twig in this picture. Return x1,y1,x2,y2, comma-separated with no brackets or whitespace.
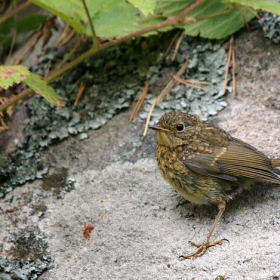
172,31,184,61
0,0,6,12
12,27,43,65
74,82,86,106
44,62,52,79
222,37,233,96
81,0,99,50
143,59,189,136
242,4,264,23
5,0,17,64
155,78,177,106
195,7,234,22
129,81,149,122
177,17,196,25
231,37,236,95
14,15,57,64
0,0,204,113
156,59,189,104
56,24,76,47
173,76,207,91
0,116,10,133
0,1,31,24
186,80,210,85
236,5,250,31
143,98,156,136
56,39,80,69
162,32,180,60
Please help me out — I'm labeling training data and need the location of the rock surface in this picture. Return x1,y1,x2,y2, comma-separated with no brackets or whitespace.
1,29,280,279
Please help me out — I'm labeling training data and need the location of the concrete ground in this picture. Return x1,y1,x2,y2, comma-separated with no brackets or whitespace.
1,29,280,279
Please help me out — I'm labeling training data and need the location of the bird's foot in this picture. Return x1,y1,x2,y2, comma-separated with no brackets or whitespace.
179,239,223,259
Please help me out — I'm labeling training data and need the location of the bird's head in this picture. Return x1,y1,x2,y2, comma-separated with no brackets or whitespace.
149,112,201,147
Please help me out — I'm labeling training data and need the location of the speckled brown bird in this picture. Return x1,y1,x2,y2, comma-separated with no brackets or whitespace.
149,111,280,259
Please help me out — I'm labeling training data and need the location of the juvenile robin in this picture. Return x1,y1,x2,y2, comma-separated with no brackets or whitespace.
149,111,280,259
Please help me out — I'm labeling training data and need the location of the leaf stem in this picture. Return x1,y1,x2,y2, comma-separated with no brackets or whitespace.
0,1,31,24
0,0,204,112
81,0,99,50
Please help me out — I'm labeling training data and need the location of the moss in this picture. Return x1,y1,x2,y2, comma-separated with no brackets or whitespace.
0,229,51,280
11,230,48,262
42,168,75,198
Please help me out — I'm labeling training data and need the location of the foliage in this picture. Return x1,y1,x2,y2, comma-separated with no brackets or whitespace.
28,0,280,39
1,0,280,112
0,12,46,48
0,66,63,108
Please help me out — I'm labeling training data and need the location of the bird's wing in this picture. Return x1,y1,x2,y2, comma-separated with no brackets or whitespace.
181,138,280,183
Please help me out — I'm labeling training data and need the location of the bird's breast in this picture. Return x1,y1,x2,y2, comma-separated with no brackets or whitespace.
155,144,233,205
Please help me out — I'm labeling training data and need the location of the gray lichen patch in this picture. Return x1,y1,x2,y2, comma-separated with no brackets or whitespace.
261,12,280,43
0,150,48,198
0,33,173,195
138,37,230,124
0,229,50,280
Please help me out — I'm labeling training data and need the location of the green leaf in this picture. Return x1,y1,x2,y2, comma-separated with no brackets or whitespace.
0,18,14,35
30,0,162,38
155,0,197,17
28,0,268,40
92,1,161,38
28,0,167,37
16,14,47,33
0,65,29,89
224,0,280,16
24,73,64,108
30,0,87,34
127,0,155,16
0,36,13,48
185,2,254,39
0,65,63,108
156,0,254,39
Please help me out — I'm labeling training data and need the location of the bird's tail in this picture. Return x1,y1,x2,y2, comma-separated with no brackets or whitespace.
272,159,280,168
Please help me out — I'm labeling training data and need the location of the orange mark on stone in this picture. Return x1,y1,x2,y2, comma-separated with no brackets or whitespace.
83,223,94,238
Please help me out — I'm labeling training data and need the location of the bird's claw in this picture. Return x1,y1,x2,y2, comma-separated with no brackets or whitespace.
179,239,223,259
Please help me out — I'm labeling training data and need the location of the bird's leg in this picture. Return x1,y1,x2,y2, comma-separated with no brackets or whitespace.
180,200,226,259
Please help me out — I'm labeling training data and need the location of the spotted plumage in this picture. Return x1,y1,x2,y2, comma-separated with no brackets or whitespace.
149,111,280,258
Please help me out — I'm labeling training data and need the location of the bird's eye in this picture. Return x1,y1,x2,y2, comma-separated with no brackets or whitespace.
176,123,184,131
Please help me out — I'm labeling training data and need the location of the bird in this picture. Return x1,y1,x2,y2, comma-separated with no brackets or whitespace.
149,111,280,259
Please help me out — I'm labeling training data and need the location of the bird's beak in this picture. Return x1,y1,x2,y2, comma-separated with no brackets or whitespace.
148,124,174,134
